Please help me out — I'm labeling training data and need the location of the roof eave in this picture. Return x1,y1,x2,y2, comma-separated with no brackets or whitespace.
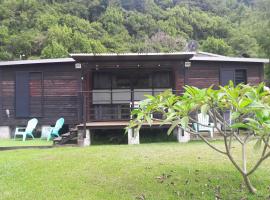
70,52,196,62
190,57,269,63
0,58,75,66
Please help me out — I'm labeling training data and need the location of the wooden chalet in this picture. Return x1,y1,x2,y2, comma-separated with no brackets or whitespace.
0,52,268,144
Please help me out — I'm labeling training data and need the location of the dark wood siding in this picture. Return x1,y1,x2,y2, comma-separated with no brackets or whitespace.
0,58,264,126
15,71,30,117
172,63,185,93
187,62,220,88
188,61,264,88
30,72,43,117
0,62,80,127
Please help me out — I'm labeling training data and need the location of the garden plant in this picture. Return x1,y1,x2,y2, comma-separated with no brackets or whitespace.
128,82,270,193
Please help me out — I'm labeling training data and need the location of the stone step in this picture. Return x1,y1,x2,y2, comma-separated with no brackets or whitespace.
53,137,62,142
61,133,71,137
52,126,78,146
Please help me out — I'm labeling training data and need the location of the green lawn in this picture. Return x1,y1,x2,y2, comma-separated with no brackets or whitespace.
0,141,269,200
0,139,52,147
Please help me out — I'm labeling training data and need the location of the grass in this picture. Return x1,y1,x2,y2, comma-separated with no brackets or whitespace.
0,141,269,199
0,139,52,147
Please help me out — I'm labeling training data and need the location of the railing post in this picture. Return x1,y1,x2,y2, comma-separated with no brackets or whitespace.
83,94,87,138
131,89,134,112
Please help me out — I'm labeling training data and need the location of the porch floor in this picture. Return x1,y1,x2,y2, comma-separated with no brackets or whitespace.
77,121,171,129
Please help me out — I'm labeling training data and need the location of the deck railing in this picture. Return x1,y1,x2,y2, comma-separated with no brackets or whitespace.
78,89,182,123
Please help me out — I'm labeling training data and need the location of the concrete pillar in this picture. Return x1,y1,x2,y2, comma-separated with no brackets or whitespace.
77,129,84,147
83,129,91,146
174,127,190,143
0,126,11,139
128,128,140,145
78,129,91,147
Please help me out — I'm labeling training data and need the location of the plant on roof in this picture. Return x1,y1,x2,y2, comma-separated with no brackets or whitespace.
127,82,270,193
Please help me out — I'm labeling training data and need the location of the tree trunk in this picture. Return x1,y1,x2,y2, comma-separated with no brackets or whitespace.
243,174,257,194
241,143,257,193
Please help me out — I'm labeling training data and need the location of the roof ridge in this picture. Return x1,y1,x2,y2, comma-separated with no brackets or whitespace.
197,51,226,57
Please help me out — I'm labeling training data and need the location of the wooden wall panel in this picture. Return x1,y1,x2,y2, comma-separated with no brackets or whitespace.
188,62,220,88
173,65,185,93
0,62,81,127
188,61,264,88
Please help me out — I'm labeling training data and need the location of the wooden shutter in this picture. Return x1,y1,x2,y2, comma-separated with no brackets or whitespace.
220,69,235,86
15,71,30,117
29,72,43,117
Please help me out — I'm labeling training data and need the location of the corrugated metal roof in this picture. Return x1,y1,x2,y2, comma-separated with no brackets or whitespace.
195,51,226,57
0,52,268,67
0,58,75,66
70,52,196,57
190,56,269,63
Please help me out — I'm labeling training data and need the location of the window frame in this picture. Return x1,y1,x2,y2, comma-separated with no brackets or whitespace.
220,67,248,86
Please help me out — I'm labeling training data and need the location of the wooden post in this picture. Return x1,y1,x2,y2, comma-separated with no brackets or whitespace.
83,95,87,138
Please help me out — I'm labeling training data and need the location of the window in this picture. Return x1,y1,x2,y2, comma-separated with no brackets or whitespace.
235,69,247,85
112,75,131,89
133,73,151,89
153,72,171,88
220,69,247,86
93,73,111,89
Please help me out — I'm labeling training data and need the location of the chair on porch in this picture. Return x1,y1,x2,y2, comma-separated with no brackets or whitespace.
47,118,65,141
14,118,38,141
193,113,214,138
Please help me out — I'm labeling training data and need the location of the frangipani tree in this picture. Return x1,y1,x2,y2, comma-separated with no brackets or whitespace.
127,82,270,193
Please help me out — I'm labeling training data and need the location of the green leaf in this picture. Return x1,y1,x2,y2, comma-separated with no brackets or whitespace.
230,123,249,129
231,112,240,120
145,115,152,126
167,120,180,135
180,116,189,129
239,99,252,108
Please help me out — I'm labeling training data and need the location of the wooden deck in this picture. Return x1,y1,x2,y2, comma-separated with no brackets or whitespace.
77,121,171,129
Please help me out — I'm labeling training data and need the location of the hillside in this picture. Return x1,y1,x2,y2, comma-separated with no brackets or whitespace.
0,0,269,62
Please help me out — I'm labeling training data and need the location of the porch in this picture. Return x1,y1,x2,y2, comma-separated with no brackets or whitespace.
70,53,193,145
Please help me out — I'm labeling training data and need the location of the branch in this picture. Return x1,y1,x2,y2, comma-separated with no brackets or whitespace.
228,133,233,150
208,110,226,136
247,150,270,176
189,117,214,128
213,108,231,128
243,132,252,143
184,126,227,155
262,136,270,150
224,136,245,175
233,132,243,144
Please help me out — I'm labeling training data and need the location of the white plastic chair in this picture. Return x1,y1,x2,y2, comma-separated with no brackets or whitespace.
14,118,38,141
193,113,214,138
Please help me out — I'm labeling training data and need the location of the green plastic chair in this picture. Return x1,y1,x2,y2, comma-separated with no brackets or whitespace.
14,118,38,141
47,118,65,141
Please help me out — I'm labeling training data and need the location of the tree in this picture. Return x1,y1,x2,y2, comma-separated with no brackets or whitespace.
201,36,233,55
128,82,270,193
142,31,187,52
41,41,68,58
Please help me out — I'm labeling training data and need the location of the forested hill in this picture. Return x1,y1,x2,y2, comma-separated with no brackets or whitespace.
0,0,269,62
